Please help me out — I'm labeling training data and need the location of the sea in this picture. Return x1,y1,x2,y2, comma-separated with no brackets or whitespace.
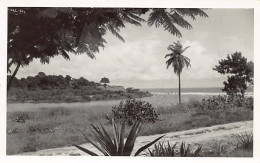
141,87,253,96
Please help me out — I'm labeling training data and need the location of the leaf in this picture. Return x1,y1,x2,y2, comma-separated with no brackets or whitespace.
118,121,126,155
134,134,165,156
60,49,70,60
99,124,117,152
193,145,202,156
74,144,98,156
122,121,141,156
112,119,119,150
77,129,109,156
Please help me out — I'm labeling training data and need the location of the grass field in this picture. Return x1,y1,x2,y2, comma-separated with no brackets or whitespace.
6,95,253,155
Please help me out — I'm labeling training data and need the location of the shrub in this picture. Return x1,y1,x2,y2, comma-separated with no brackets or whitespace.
14,113,29,123
82,95,92,101
74,120,164,156
65,97,78,103
28,124,54,134
206,141,229,157
245,97,253,110
201,95,253,110
148,141,202,157
234,132,253,150
107,99,159,126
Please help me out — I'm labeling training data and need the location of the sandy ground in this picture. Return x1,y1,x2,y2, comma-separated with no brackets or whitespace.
18,120,253,156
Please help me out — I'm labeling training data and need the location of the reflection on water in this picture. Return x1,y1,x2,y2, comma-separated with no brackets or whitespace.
7,94,212,112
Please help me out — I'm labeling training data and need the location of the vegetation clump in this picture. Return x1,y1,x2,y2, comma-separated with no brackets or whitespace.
201,95,253,110
148,141,202,157
7,73,152,103
234,132,253,151
213,52,253,96
74,120,164,156
107,99,160,126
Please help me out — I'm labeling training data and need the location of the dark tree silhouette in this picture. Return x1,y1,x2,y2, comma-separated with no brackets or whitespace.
100,77,110,90
213,52,254,96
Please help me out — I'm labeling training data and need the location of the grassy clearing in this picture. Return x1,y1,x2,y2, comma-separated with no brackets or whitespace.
6,98,253,155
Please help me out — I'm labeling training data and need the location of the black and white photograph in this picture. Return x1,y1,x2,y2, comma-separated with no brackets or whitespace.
1,0,260,160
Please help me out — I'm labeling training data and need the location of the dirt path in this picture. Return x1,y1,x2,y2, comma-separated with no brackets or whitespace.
19,120,253,156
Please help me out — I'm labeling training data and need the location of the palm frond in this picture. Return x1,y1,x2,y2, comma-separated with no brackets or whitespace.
165,53,173,58
60,49,70,60
40,56,50,64
105,23,125,42
147,9,164,27
169,13,192,30
181,46,190,53
160,11,182,37
172,8,208,20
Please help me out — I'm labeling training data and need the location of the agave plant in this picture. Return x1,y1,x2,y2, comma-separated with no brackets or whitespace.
148,141,202,157
148,142,177,156
180,141,202,157
234,132,253,150
208,141,228,157
74,120,164,156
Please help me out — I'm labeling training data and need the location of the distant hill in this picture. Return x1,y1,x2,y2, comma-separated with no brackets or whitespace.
7,72,152,103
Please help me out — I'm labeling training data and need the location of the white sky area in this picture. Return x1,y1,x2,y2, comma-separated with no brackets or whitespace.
12,9,254,89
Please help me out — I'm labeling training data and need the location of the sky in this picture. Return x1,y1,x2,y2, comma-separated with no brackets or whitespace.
12,9,254,89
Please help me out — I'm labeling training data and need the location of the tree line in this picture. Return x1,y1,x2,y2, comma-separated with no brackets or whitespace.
8,72,97,91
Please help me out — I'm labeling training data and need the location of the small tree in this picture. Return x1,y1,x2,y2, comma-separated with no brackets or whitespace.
38,72,46,78
100,77,110,89
213,52,253,96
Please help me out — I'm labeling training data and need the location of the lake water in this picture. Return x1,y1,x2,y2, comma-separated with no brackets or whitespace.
7,87,253,112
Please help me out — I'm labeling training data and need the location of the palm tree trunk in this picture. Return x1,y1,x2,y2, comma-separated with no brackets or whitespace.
7,62,21,92
178,73,181,104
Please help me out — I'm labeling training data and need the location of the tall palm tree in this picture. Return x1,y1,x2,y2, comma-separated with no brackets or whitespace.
165,41,191,104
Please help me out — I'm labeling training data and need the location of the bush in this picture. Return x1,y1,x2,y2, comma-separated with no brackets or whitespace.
234,132,253,150
201,95,253,110
28,124,54,134
107,99,160,126
245,97,253,110
148,141,202,157
82,95,92,101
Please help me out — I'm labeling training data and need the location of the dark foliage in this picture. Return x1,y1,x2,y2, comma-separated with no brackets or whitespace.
8,73,95,90
213,52,254,96
148,141,202,157
200,95,253,110
234,133,253,151
107,99,160,126
7,73,151,103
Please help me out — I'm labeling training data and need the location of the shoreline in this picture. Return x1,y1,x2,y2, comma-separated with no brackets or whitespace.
150,92,253,96
7,92,254,105
7,93,152,104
